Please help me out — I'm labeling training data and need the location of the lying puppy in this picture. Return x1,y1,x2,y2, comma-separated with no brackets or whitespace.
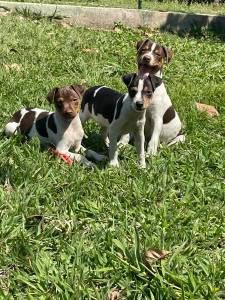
137,39,185,155
80,73,162,168
5,85,105,167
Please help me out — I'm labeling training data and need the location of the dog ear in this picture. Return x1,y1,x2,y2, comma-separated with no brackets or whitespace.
47,87,58,103
122,73,136,87
148,74,162,91
162,46,173,64
136,39,149,52
70,85,86,97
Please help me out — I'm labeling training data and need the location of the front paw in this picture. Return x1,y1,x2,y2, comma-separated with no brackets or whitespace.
146,143,158,156
109,160,119,168
139,160,146,169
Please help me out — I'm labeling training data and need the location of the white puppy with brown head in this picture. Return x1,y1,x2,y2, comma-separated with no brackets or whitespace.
5,85,105,166
136,39,185,155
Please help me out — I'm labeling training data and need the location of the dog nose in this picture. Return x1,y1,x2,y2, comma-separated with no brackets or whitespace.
136,101,143,110
143,56,150,63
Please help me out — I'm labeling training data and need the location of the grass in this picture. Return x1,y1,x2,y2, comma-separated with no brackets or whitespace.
0,12,225,299
4,0,225,16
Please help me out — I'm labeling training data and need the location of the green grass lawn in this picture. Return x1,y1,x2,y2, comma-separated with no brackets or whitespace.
0,13,225,299
4,0,225,15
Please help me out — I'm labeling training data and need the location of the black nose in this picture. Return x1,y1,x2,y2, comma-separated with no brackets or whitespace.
143,56,150,63
136,101,143,110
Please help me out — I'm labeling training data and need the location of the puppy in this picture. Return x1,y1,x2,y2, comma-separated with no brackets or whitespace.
80,73,162,168
137,39,185,155
5,85,105,166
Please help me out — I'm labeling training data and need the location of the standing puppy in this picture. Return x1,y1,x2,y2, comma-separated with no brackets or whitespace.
137,39,185,155
80,73,162,168
5,85,105,166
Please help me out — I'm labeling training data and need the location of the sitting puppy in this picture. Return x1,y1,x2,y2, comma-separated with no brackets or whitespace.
80,73,162,168
4,85,105,167
137,39,185,155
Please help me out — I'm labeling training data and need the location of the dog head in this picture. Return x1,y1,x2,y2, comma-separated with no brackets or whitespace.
47,85,86,119
136,39,173,75
122,73,162,112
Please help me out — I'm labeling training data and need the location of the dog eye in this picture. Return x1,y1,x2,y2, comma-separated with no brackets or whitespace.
146,90,152,96
56,100,63,108
129,89,137,98
154,52,161,57
73,98,78,102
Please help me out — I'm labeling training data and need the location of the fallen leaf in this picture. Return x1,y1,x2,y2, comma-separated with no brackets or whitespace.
107,289,121,300
60,22,72,29
143,249,170,265
47,32,54,36
0,11,9,16
196,102,219,117
4,63,22,72
82,48,99,54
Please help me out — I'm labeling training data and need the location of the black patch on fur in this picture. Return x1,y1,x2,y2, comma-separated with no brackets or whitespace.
19,110,35,136
36,112,49,138
10,110,22,123
82,86,124,123
48,113,57,134
115,96,123,120
163,106,176,124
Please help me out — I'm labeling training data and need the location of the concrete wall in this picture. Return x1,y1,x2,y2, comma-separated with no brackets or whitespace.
0,1,224,34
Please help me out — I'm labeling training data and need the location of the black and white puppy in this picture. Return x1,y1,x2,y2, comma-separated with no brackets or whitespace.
137,39,185,155
4,85,105,166
80,73,162,168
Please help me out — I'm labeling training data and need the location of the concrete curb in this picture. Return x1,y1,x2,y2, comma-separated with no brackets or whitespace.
0,1,225,34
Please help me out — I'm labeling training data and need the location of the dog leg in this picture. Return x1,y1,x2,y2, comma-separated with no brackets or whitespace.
117,133,130,147
100,126,109,147
133,126,146,168
146,118,162,156
108,131,119,167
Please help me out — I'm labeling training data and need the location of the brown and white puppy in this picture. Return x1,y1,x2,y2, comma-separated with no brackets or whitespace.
136,39,185,154
5,85,106,166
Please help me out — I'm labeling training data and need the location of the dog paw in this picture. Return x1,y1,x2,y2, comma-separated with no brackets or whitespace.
109,160,119,168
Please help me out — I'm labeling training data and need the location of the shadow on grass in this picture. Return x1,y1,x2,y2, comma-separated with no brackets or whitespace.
160,12,225,40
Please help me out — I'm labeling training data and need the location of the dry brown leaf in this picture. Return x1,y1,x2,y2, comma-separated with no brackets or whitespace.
143,249,170,265
82,48,99,54
107,289,121,300
4,63,22,72
196,102,219,117
60,22,72,29
0,11,9,17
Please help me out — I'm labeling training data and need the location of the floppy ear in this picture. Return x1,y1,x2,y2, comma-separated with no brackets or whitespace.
47,87,58,103
136,39,149,52
162,46,173,64
149,75,162,91
122,73,136,87
70,84,86,97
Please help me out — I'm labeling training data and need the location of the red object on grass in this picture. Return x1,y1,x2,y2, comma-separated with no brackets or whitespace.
49,148,74,166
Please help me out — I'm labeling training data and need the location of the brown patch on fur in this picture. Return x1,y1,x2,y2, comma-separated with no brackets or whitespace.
10,110,22,123
143,95,151,109
19,110,35,135
163,106,176,124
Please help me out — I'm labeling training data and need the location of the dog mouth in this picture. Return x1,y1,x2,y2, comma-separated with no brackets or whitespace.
139,64,151,76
